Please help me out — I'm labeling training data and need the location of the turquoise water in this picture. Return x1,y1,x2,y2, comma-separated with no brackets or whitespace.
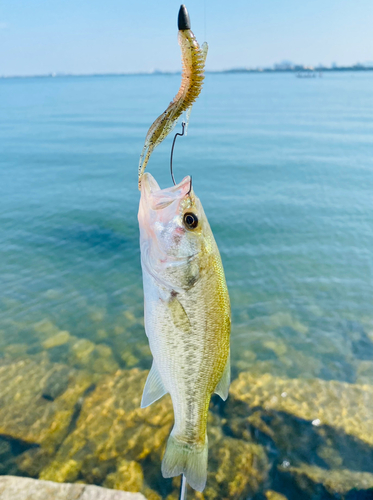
1,72,373,383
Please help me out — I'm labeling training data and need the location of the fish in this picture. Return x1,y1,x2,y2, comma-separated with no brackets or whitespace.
138,4,208,187
138,173,231,491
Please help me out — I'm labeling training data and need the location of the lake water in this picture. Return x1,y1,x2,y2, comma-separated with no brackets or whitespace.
1,71,373,497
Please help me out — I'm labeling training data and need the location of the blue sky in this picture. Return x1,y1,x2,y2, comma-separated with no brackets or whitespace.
1,0,373,76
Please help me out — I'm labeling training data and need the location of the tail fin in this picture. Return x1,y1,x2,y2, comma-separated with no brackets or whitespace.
161,434,208,492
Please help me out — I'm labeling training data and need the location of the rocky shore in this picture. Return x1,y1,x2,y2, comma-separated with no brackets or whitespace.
0,476,145,499
0,356,373,499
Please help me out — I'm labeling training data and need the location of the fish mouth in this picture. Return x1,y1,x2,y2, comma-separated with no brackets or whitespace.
141,172,161,193
141,173,192,210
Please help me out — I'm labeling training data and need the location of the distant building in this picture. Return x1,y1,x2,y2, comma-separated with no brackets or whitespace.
273,60,294,70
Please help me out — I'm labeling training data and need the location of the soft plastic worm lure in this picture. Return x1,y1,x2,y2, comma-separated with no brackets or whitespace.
138,5,208,188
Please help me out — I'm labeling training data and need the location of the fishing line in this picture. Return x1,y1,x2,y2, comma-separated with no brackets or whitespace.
204,0,207,41
203,0,207,171
179,474,187,500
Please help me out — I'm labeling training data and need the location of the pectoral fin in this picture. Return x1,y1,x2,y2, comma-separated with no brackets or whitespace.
168,295,191,331
141,362,167,408
214,353,230,401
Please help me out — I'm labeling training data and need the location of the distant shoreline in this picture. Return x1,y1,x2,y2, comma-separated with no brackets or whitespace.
1,66,373,79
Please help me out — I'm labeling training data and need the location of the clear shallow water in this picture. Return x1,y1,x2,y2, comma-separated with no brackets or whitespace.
1,72,373,383
1,72,373,499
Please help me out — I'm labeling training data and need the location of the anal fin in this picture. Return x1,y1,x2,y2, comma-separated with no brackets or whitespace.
141,362,167,408
214,353,230,401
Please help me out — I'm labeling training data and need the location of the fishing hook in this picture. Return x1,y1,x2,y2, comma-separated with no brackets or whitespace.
179,474,187,500
170,121,186,186
187,175,192,195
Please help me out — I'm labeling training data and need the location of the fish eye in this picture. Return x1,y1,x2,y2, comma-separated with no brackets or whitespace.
183,212,198,230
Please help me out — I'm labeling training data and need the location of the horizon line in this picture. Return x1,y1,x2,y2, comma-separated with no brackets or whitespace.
2,64,373,80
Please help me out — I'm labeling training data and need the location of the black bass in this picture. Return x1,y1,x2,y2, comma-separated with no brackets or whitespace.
138,173,231,491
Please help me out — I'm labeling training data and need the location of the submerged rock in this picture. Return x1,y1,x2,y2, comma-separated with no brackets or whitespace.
356,360,373,385
0,357,93,476
67,338,120,373
42,366,72,401
33,319,61,340
70,338,96,366
0,475,146,499
205,435,269,500
226,372,373,498
120,350,140,368
278,463,373,498
39,368,173,484
264,491,289,500
8,357,373,499
104,459,144,492
42,331,71,350
2,343,29,360
0,357,93,450
228,372,373,447
267,312,308,336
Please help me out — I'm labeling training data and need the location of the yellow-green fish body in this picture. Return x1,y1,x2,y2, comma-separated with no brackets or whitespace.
138,173,230,491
